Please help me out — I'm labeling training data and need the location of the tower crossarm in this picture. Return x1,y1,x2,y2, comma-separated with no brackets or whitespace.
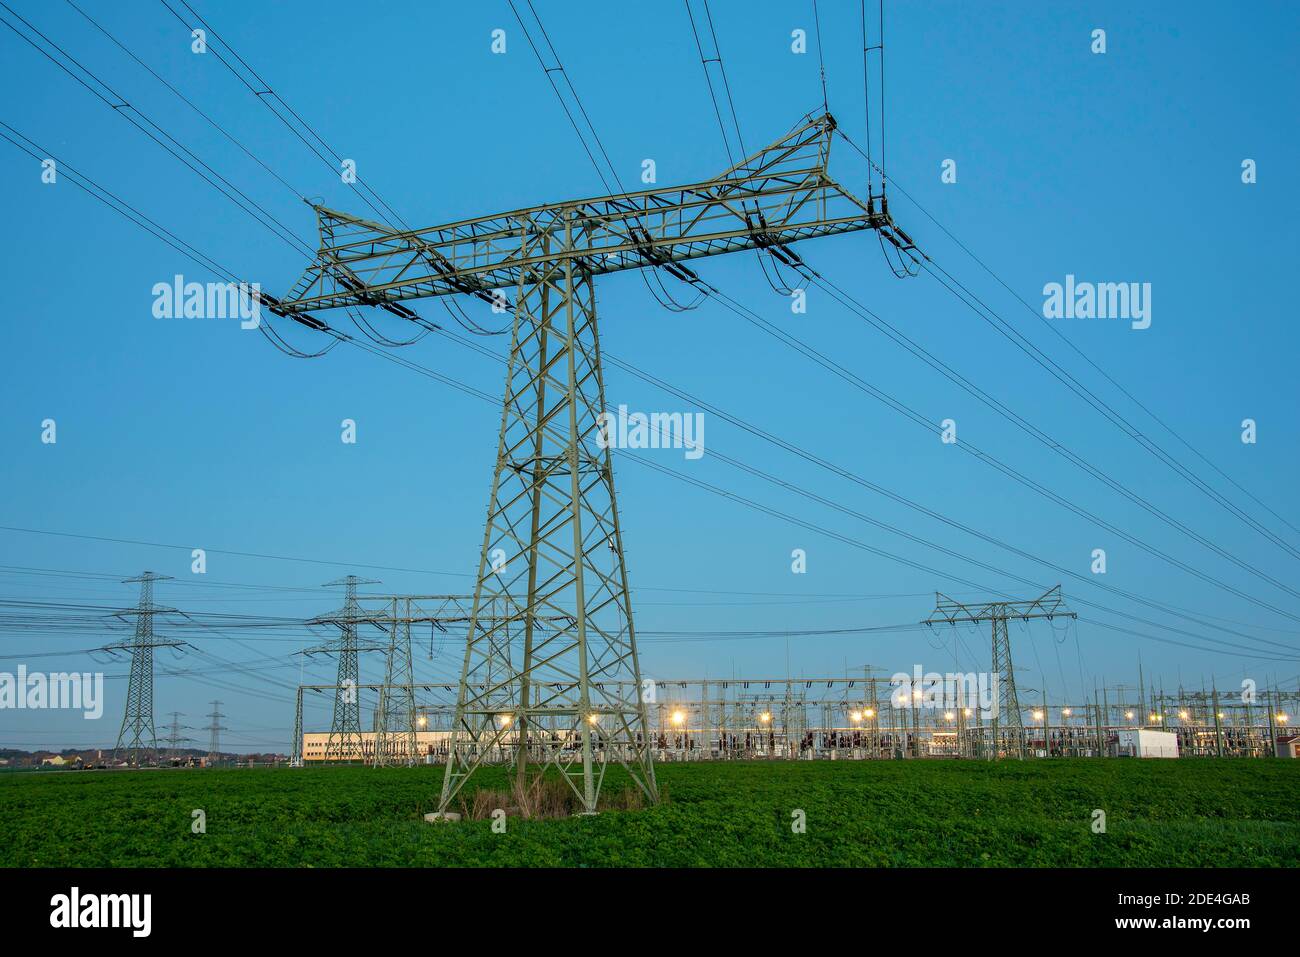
101,637,185,653
275,114,896,315
922,585,1078,626
340,590,574,629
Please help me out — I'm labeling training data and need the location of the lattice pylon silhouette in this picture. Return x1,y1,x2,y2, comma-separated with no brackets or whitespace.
374,598,418,767
110,571,179,765
291,686,304,766
923,586,1076,760
438,223,658,815
321,575,380,762
163,711,191,759
990,615,1025,759
205,700,226,763
270,114,902,810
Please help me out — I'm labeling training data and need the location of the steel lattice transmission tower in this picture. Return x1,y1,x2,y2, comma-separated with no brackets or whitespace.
163,711,192,760
271,114,905,812
289,594,562,768
306,576,384,762
923,586,1076,759
107,572,182,766
291,685,305,766
205,700,227,764
374,597,419,768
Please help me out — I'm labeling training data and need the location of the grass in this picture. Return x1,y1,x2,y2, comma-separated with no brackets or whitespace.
457,773,646,820
1,759,1296,867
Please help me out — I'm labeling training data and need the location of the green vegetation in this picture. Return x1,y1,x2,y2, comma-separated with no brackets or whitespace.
2,759,1296,867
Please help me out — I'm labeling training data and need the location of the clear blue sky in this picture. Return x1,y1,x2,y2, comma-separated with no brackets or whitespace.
1,1,1297,752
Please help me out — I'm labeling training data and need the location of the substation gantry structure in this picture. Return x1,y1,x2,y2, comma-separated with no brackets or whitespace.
923,585,1076,760
293,675,1300,763
269,113,912,813
293,593,571,767
360,593,571,768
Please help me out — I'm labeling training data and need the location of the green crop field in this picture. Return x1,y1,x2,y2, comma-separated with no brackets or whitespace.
2,760,1296,868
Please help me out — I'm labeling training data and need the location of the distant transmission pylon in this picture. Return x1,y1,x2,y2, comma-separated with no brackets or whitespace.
205,700,227,764
923,586,1076,759
291,685,304,767
374,597,418,767
308,576,383,762
163,711,192,759
107,572,182,766
269,114,909,813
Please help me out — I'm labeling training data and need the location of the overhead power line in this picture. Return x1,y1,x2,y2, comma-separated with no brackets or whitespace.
0,0,1284,702
832,127,1300,557
0,0,312,257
